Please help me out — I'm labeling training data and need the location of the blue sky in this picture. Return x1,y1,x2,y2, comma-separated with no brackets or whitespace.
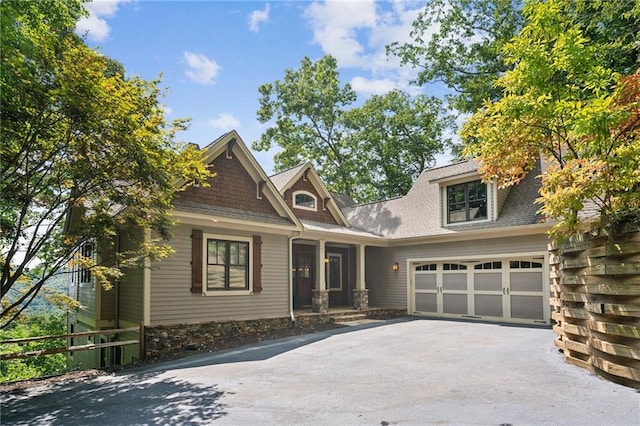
76,0,450,175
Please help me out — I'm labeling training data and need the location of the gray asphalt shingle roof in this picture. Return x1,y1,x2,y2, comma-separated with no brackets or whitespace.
173,199,295,226
269,164,306,191
343,160,543,239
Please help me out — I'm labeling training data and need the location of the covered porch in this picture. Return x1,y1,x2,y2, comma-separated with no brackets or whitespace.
291,239,368,314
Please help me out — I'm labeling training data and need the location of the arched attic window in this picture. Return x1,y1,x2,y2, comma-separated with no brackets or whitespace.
293,190,317,211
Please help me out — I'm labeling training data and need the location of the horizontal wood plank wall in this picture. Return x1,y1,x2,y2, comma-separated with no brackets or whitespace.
550,227,640,388
149,224,289,325
366,233,549,309
118,227,144,326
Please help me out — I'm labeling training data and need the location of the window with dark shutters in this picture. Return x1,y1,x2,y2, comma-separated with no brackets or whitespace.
253,235,262,293
191,229,203,293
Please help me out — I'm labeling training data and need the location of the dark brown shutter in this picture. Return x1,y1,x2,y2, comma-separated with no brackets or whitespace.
253,235,262,293
191,229,203,294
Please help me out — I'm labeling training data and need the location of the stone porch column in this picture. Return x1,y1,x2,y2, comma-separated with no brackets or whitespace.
353,243,368,311
313,240,329,314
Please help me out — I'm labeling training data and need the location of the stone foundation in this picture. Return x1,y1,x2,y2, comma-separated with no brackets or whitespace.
144,317,293,359
365,308,407,320
312,289,330,314
143,309,408,360
353,289,369,310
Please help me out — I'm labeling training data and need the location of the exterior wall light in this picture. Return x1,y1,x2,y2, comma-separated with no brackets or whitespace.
392,262,399,271
324,257,330,264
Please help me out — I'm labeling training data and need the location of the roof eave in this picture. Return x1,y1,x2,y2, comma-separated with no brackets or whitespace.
387,222,554,247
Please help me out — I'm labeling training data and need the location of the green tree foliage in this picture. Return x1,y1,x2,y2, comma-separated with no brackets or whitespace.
254,55,359,197
461,0,640,237
254,55,447,202
0,313,68,383
387,0,525,115
0,0,211,327
344,91,452,200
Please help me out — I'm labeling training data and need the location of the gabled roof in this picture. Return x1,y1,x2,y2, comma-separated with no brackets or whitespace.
270,164,306,192
343,159,547,241
269,162,350,227
175,130,302,230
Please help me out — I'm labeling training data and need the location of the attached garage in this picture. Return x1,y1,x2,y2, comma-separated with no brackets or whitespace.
410,255,550,325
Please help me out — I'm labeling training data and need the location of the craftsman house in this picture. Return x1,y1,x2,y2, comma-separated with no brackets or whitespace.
68,130,552,368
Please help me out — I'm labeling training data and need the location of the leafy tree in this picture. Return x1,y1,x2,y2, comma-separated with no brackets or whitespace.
253,55,359,197
461,0,640,237
344,90,452,200
254,55,452,202
0,313,68,382
0,0,211,327
387,0,525,116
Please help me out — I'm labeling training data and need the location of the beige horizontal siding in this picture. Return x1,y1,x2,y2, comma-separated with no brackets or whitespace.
118,228,144,324
366,233,549,309
149,224,289,325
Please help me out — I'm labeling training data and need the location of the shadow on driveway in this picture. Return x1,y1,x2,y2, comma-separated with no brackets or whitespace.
2,318,411,425
3,373,226,425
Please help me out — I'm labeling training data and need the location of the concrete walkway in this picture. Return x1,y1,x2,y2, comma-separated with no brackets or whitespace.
3,318,639,425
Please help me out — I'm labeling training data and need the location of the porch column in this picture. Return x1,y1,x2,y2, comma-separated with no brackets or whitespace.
353,243,368,311
313,240,329,314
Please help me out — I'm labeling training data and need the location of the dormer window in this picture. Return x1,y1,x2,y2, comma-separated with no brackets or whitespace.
447,180,487,223
293,190,317,211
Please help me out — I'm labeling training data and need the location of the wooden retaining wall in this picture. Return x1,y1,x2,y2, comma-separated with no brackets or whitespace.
550,227,640,388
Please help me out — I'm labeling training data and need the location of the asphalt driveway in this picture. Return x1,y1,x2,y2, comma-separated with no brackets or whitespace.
2,318,639,425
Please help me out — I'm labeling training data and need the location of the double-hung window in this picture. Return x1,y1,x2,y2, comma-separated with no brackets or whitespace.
447,180,487,223
206,236,251,293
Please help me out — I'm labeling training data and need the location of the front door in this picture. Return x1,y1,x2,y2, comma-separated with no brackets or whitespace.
293,245,315,307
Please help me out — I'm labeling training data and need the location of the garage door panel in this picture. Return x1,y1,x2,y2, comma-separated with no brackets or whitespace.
510,295,544,320
415,274,436,290
415,293,437,312
443,273,466,291
443,294,467,315
510,272,543,292
474,273,501,291
474,295,503,317
411,258,548,324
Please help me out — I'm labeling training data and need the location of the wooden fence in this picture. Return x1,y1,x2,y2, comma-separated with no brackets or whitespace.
550,226,640,388
0,323,145,362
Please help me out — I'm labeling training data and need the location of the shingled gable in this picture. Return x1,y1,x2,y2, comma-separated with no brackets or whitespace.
270,162,350,227
173,130,301,230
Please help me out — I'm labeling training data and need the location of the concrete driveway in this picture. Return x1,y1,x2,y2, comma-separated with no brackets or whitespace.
2,318,639,425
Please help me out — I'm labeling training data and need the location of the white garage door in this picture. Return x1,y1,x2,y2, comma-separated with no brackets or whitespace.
412,258,549,325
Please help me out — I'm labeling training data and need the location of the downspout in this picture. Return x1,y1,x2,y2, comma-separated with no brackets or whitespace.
288,231,301,323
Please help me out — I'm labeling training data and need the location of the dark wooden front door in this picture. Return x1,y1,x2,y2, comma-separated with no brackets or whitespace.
293,245,315,307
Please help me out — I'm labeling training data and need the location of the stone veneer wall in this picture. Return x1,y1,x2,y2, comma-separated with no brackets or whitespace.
144,309,406,359
550,225,640,388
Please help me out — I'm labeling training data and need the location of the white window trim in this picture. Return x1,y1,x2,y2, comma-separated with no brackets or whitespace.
326,253,342,291
293,190,317,212
202,233,253,296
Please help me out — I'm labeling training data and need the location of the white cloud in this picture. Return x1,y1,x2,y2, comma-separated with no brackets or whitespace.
303,1,428,73
350,76,398,95
304,0,377,68
208,113,240,130
249,3,271,32
76,0,131,42
183,52,220,85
